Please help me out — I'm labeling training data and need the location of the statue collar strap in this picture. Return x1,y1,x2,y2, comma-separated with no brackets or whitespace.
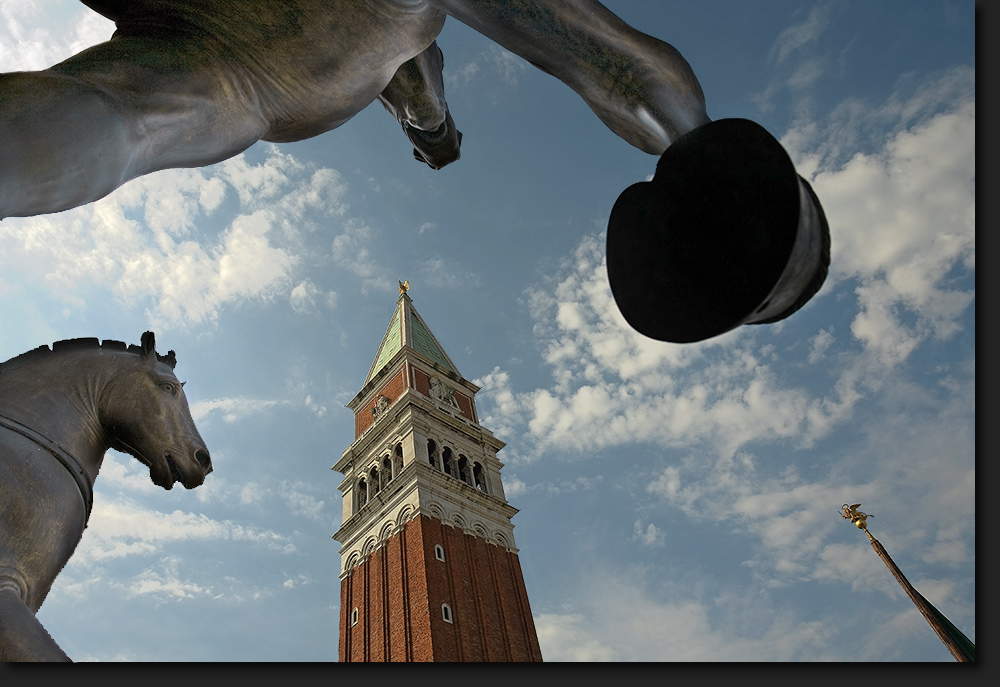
0,412,94,526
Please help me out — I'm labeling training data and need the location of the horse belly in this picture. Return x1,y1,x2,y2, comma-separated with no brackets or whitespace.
257,10,448,141
109,0,447,143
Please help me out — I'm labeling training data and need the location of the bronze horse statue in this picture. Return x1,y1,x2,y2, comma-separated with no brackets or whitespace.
0,332,211,662
0,0,828,342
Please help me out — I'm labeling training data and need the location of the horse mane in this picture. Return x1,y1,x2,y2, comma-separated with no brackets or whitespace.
0,336,177,376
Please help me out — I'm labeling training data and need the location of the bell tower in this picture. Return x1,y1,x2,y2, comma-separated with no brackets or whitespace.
332,284,542,662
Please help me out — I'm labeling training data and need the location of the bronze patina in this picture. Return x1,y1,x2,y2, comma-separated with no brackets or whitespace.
0,1,828,342
0,332,211,662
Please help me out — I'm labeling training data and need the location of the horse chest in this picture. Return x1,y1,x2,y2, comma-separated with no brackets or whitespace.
0,432,87,610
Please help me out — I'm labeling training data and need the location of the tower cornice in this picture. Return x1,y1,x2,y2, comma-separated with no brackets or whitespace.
333,460,520,563
335,388,505,475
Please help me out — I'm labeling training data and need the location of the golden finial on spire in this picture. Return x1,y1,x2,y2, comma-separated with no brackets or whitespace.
840,503,873,531
398,280,409,295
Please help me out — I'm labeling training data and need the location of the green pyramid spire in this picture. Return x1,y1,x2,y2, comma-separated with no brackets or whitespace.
365,286,459,384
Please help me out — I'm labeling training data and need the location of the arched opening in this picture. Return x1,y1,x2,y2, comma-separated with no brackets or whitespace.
427,439,439,470
441,603,453,623
457,455,472,486
442,447,454,478
473,462,488,493
381,456,392,487
394,443,404,475
369,466,380,495
357,477,368,508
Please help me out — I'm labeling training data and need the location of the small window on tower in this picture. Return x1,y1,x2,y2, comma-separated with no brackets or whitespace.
442,603,453,623
434,544,445,561
351,607,359,627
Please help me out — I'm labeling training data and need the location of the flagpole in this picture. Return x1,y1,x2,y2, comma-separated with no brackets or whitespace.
840,504,975,662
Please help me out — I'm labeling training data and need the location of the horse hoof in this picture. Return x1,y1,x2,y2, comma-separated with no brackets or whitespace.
606,118,830,343
406,110,463,170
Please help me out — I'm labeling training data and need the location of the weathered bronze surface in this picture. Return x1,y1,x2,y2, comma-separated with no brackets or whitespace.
0,332,211,662
0,1,828,341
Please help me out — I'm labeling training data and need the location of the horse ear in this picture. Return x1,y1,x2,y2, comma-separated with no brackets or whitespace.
141,331,156,359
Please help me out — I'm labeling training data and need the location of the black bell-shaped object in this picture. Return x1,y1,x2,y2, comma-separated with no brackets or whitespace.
606,118,830,343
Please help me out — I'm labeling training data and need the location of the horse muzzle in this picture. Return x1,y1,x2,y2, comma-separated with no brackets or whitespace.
160,446,212,490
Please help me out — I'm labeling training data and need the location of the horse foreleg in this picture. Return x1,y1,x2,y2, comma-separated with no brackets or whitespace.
0,587,71,662
428,0,710,153
377,42,463,169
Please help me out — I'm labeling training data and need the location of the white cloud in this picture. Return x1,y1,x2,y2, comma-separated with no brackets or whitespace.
445,45,525,92
213,147,349,220
419,257,482,289
239,482,265,506
0,145,355,327
472,69,974,631
771,3,832,65
535,554,970,661
72,495,295,565
282,574,311,590
535,566,838,661
330,219,395,294
478,255,849,462
97,450,167,496
534,613,617,661
279,481,327,523
501,474,527,499
792,75,975,365
632,520,663,547
807,327,834,364
643,372,974,593
752,3,832,111
190,397,288,423
303,393,329,419
127,559,214,601
290,279,338,315
161,467,331,526
0,1,112,71
786,57,825,90
486,45,526,87
476,68,973,466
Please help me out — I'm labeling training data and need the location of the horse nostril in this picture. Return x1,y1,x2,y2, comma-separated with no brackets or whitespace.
195,449,212,470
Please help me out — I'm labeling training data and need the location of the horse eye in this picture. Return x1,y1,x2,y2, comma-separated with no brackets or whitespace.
159,382,175,394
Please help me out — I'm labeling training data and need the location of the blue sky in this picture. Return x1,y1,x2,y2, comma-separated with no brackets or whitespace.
0,1,975,662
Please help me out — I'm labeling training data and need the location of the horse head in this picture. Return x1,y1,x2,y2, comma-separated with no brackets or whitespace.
100,332,212,490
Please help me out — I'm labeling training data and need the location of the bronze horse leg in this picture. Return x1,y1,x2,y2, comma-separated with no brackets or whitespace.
0,580,71,661
427,0,711,152
377,41,463,170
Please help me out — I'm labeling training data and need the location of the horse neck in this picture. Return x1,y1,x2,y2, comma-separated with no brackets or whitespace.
0,351,114,476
